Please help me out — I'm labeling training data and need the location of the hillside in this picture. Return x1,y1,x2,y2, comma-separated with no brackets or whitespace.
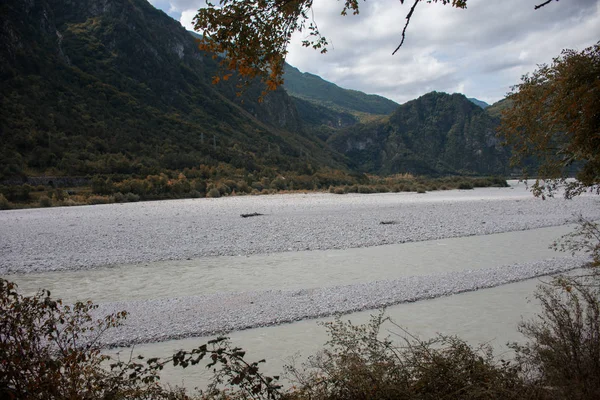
468,97,490,109
328,92,509,175
485,98,514,119
0,0,513,201
0,0,346,181
283,64,399,116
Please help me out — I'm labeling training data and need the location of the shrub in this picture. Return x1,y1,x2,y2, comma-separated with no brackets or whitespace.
333,187,346,195
1,184,32,202
87,195,110,205
0,194,11,210
236,181,250,194
287,312,538,400
0,279,128,399
271,176,287,191
113,192,126,203
39,196,52,207
189,190,202,198
217,184,231,195
458,182,474,190
512,277,600,400
206,187,221,198
0,279,282,400
52,189,66,201
416,187,427,194
357,185,374,194
125,192,140,202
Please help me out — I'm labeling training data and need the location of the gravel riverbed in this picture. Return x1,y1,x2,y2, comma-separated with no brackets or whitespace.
96,256,589,347
1,186,599,274
1,185,598,347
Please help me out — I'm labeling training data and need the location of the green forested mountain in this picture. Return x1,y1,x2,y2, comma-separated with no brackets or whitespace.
328,92,509,175
467,98,490,109
485,98,514,119
283,64,399,116
1,0,512,194
282,64,397,142
0,0,346,180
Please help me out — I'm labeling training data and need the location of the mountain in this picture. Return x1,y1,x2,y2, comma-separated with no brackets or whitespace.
0,0,511,187
485,98,513,119
467,97,490,109
282,64,398,142
283,64,399,116
327,92,509,175
0,0,346,180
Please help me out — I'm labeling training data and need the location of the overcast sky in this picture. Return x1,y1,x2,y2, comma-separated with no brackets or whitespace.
149,0,599,105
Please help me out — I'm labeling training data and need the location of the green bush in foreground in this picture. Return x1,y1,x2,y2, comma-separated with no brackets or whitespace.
2,275,598,399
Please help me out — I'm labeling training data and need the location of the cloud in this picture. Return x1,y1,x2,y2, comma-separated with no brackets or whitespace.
150,0,600,104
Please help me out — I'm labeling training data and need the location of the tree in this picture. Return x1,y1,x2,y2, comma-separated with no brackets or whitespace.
193,0,558,95
0,278,282,399
500,42,600,199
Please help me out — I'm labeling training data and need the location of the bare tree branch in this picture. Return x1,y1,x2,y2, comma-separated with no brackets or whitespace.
393,0,420,55
535,0,557,10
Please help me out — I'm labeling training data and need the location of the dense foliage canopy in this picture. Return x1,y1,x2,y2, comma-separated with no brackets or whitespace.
500,42,600,198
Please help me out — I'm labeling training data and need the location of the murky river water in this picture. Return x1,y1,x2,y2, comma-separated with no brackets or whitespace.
108,276,555,390
9,224,574,303
7,224,583,390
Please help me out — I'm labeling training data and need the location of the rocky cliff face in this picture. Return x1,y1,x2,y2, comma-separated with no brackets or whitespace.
328,92,509,175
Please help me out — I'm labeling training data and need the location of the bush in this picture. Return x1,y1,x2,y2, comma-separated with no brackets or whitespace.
333,187,346,195
357,185,374,194
87,195,110,205
0,194,11,210
0,279,281,400
52,189,66,202
189,190,202,198
1,184,32,202
286,312,538,400
206,187,221,198
0,279,128,399
512,277,600,400
113,192,126,203
38,196,52,207
458,182,474,190
126,192,140,202
217,184,231,195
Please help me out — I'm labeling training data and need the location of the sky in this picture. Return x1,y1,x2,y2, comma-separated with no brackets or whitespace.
149,0,600,105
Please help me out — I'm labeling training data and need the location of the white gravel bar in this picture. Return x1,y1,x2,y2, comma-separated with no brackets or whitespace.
96,256,589,347
1,186,599,274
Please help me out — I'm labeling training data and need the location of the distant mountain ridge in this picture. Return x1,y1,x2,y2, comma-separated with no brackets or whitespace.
283,64,399,116
468,97,490,109
328,92,509,175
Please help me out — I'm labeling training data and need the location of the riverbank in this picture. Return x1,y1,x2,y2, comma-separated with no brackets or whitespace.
1,182,599,274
